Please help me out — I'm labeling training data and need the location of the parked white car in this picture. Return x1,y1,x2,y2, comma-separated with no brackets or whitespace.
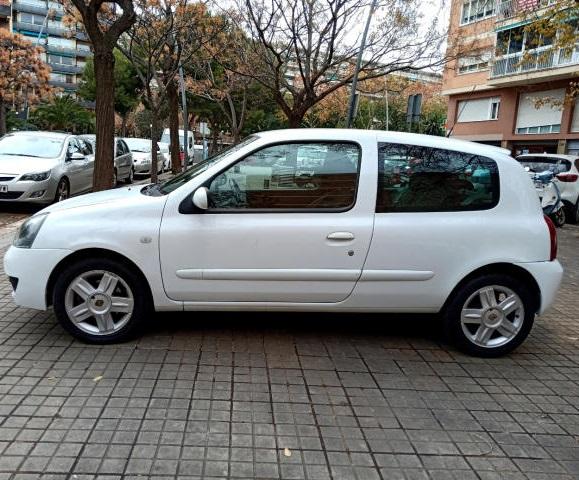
517,153,579,224
158,142,171,171
4,129,563,356
122,138,156,175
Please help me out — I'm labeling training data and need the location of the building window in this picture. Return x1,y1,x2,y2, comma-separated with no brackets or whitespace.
48,54,74,66
458,52,491,74
490,98,500,120
457,97,501,122
19,13,45,26
50,73,75,84
461,0,495,25
516,89,564,134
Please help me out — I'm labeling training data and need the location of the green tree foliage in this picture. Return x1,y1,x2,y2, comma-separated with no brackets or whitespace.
77,49,141,132
30,95,94,133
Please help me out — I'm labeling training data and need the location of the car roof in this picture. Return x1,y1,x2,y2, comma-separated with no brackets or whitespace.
8,130,71,139
517,153,578,161
123,137,150,142
255,129,513,160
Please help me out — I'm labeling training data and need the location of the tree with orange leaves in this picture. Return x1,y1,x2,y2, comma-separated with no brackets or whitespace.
0,30,53,136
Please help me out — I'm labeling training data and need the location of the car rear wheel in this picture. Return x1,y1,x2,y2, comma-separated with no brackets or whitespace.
443,274,535,357
566,200,579,224
52,258,151,343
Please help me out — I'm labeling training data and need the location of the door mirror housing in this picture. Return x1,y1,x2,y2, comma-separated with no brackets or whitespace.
68,152,84,161
192,187,209,210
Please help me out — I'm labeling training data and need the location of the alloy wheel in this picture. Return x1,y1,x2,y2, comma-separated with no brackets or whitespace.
64,270,134,336
460,285,524,348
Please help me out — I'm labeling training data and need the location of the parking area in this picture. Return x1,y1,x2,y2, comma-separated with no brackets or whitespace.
0,225,578,479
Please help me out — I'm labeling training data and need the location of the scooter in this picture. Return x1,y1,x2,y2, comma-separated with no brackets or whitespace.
530,170,566,227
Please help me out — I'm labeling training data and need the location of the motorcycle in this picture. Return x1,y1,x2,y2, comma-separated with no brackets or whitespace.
529,170,566,227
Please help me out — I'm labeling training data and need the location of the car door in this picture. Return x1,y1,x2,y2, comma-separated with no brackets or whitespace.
78,138,95,191
63,138,88,194
159,139,376,303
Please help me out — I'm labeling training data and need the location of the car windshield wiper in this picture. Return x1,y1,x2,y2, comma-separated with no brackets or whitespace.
141,182,162,196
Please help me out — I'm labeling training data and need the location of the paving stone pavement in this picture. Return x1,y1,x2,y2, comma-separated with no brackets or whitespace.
0,225,578,479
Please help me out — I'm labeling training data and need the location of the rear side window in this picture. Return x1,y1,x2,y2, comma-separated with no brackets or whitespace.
377,143,500,213
518,156,571,174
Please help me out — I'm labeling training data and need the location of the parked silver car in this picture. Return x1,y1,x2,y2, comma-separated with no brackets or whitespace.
80,135,134,185
0,131,94,204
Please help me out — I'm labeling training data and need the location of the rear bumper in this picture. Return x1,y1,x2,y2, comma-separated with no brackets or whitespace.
514,260,563,315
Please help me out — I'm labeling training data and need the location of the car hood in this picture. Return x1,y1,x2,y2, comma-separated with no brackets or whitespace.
41,185,150,213
0,155,59,175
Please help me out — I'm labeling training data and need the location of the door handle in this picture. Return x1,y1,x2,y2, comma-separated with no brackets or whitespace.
327,231,355,241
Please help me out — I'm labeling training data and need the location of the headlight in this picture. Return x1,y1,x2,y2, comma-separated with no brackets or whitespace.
13,213,48,248
20,171,51,182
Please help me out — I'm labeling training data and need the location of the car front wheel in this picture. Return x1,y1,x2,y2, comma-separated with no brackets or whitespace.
52,258,151,343
443,274,536,357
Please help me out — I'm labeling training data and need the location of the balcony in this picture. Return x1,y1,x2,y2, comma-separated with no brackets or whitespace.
49,80,77,90
45,43,77,56
490,44,579,84
76,47,92,57
49,62,83,74
495,0,556,21
13,0,64,15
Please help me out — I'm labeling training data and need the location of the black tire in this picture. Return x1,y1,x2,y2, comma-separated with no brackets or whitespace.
52,258,152,343
551,207,566,228
113,168,118,186
124,168,134,185
566,201,579,225
443,274,536,357
54,178,70,203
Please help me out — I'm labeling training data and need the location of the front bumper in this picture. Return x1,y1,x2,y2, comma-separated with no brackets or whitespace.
0,179,57,203
4,246,72,310
515,260,563,315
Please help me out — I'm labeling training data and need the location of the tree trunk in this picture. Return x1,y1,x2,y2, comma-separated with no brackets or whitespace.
287,112,303,128
211,126,219,154
121,116,127,137
0,101,6,137
93,50,116,191
167,81,181,174
150,111,159,184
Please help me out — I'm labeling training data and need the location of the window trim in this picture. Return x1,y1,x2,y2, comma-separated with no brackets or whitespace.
179,140,363,214
375,142,501,213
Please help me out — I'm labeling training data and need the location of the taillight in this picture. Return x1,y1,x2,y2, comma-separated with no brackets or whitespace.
544,215,557,261
556,173,579,182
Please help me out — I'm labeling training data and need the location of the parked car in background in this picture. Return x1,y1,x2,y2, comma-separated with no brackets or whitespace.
80,135,134,185
158,142,170,171
4,129,563,357
123,138,165,175
517,154,579,224
0,131,94,204
160,128,194,163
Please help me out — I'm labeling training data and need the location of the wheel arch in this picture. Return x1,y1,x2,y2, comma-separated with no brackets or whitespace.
46,248,153,308
442,263,541,314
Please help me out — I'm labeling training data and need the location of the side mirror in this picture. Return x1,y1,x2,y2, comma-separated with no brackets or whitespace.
192,187,209,210
68,152,84,161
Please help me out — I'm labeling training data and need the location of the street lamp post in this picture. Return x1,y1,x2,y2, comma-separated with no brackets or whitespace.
346,0,378,128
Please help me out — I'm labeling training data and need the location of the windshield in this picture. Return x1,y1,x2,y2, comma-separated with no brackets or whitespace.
155,136,258,195
124,138,152,153
518,156,570,174
0,134,65,158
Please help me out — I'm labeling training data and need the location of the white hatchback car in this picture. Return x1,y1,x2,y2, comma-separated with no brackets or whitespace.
4,130,563,356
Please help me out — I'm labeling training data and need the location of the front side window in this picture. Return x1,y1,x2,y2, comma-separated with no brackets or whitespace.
376,143,499,212
208,142,360,211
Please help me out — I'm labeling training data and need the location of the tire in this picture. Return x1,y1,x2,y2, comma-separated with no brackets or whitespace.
54,178,70,203
551,207,566,228
52,258,152,343
443,274,536,357
113,168,118,186
124,168,134,185
566,201,579,225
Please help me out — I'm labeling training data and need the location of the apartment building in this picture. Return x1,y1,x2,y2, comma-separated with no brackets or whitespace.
0,0,11,31
442,0,579,155
10,0,91,93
